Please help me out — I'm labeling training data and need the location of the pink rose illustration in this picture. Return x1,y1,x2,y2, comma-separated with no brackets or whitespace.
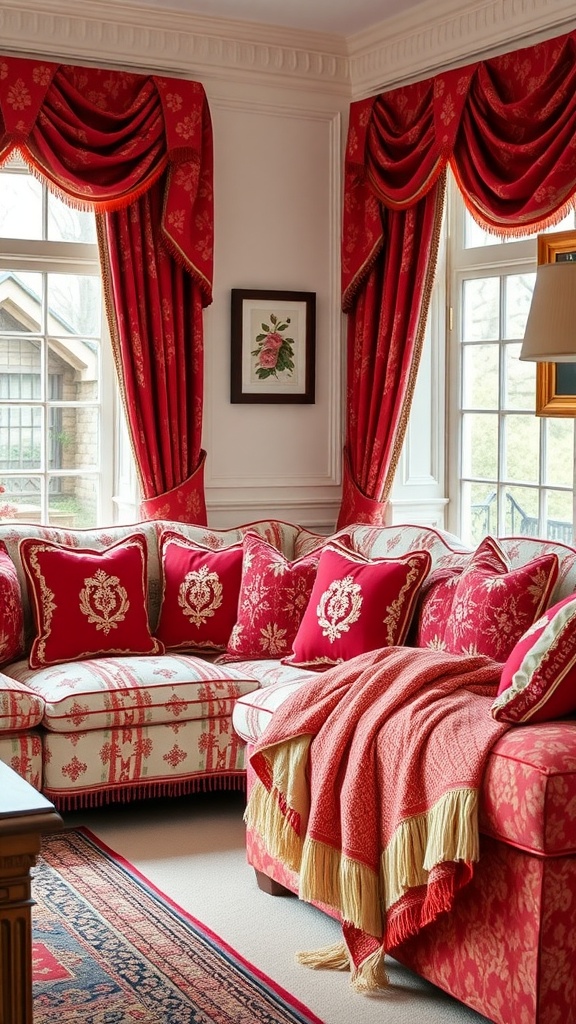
251,312,295,381
259,347,278,369
264,331,283,350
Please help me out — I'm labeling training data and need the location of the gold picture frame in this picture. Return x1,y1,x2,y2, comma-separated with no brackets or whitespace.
536,229,576,416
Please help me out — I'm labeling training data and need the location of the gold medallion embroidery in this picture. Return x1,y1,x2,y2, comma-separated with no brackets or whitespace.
79,570,129,634
317,575,362,642
178,565,223,627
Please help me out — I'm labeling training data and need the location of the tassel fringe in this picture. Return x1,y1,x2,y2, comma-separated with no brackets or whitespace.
381,787,478,911
350,947,390,992
296,941,351,972
299,838,382,937
244,779,304,874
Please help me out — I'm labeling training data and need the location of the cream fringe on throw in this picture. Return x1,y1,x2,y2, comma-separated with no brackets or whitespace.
245,738,480,992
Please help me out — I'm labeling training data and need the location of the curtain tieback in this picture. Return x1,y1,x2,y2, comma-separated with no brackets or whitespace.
336,448,387,530
139,450,207,525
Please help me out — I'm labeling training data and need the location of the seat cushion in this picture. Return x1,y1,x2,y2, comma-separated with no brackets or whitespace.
231,660,316,743
0,671,44,730
479,721,576,855
3,655,260,733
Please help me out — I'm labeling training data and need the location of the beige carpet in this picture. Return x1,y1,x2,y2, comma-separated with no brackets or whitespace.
64,789,492,1024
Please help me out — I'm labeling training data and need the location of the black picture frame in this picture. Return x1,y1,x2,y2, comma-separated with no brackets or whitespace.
230,289,316,404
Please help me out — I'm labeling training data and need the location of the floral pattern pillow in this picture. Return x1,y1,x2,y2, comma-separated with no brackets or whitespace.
492,594,576,723
225,533,321,660
443,536,559,662
0,544,24,665
412,565,463,649
286,544,432,669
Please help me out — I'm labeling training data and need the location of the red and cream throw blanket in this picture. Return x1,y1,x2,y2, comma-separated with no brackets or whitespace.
245,646,508,991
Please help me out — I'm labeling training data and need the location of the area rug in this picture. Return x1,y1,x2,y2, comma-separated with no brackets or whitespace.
33,827,324,1023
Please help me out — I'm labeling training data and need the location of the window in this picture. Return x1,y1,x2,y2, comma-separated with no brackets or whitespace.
0,155,124,527
447,178,576,546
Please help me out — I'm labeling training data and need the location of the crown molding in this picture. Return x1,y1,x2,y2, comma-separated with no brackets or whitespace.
0,0,574,98
0,0,349,93
348,0,576,96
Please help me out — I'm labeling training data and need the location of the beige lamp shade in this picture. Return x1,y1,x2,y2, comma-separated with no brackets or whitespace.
520,260,576,362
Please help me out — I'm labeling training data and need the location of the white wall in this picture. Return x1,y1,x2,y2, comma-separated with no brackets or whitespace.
201,81,346,530
1,0,573,532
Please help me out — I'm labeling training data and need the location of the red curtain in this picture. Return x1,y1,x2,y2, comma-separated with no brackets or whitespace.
0,57,213,524
339,30,576,528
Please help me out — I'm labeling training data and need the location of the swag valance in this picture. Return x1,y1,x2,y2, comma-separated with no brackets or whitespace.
0,57,213,300
0,56,214,524
338,29,576,528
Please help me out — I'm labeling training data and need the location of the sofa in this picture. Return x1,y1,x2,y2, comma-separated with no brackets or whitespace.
1,517,575,1024
0,517,327,808
229,523,576,1024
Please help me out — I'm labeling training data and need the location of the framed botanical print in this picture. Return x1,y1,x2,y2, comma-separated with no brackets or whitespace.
230,289,316,404
536,230,576,416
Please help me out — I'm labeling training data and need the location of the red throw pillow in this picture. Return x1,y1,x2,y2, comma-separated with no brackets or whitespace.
443,536,559,663
226,533,321,660
0,545,24,664
20,534,163,668
413,565,463,649
155,531,243,651
492,594,576,723
286,544,432,669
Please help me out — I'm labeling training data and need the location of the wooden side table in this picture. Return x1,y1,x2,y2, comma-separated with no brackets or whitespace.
0,762,62,1024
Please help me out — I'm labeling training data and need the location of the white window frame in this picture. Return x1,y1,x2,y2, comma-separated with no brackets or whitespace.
445,178,575,544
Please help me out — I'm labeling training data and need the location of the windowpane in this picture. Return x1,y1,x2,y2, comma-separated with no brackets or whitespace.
0,405,42,470
504,485,539,532
461,344,498,409
50,406,99,470
464,481,500,542
0,160,117,525
462,278,499,340
0,272,43,334
452,178,575,545
503,273,535,339
0,474,42,522
0,170,42,239
47,273,101,337
47,474,98,528
504,342,534,410
48,192,97,243
544,489,573,539
545,419,573,488
461,413,498,477
503,414,540,483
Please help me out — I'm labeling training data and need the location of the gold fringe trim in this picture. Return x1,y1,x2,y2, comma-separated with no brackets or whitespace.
296,941,350,971
299,838,382,938
244,736,312,875
381,787,479,911
296,942,390,991
350,946,390,992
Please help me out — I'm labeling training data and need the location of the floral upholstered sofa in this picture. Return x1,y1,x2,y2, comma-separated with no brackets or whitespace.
229,523,576,1024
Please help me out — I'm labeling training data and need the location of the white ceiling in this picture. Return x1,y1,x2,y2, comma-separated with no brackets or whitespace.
120,0,423,36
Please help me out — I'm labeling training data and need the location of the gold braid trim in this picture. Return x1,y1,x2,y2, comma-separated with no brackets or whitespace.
382,169,447,501
96,214,147,498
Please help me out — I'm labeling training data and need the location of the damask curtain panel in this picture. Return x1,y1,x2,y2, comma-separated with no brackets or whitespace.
0,56,213,524
338,29,576,529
